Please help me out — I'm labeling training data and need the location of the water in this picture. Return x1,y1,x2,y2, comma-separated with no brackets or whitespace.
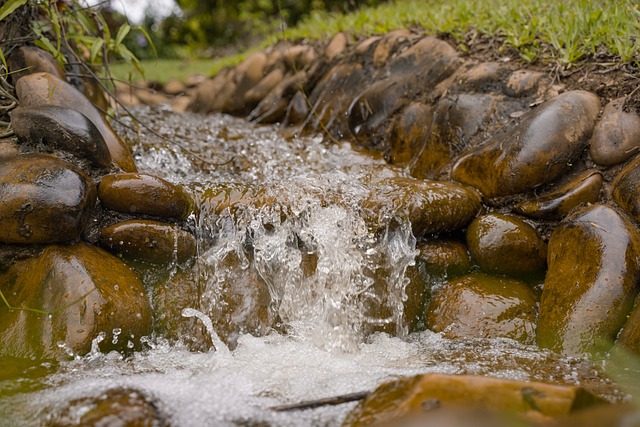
0,106,626,426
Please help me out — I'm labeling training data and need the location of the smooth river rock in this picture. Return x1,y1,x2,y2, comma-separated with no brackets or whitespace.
466,213,547,278
15,72,137,172
612,157,640,223
426,272,538,344
0,153,96,244
7,46,66,84
514,169,602,220
363,177,482,237
0,243,153,359
342,373,605,427
415,239,472,278
537,204,640,356
98,173,193,220
10,105,112,167
590,98,640,166
99,219,197,265
451,90,600,198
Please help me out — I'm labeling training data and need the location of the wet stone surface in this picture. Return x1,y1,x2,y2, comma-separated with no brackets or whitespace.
0,153,96,244
537,204,640,356
426,272,538,344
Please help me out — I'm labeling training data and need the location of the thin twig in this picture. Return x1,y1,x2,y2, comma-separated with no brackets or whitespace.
270,391,369,412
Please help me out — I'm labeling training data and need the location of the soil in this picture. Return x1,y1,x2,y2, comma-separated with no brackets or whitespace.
434,30,640,113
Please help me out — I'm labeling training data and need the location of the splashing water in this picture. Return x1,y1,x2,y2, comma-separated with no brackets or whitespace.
0,107,624,426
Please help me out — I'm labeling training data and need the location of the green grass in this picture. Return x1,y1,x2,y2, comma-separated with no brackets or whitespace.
280,0,640,65
115,0,640,82
109,57,222,84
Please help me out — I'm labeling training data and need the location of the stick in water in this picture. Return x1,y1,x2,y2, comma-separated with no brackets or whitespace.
270,391,370,412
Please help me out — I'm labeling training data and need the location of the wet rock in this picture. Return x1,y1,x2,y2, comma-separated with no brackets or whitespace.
244,67,285,106
537,204,640,356
0,243,152,359
223,51,268,114
416,239,472,278
164,78,187,96
466,213,547,278
514,170,602,220
451,90,600,198
98,173,193,220
590,98,640,166
0,244,42,272
15,72,137,172
348,36,461,147
0,153,96,244
199,182,276,217
284,90,310,125
388,103,434,167
187,70,232,114
372,29,413,67
550,403,640,427
325,32,348,60
7,46,65,84
249,71,307,123
612,157,640,223
355,36,382,54
10,105,112,167
99,219,196,265
133,88,171,106
363,177,482,237
281,44,316,71
342,373,605,427
505,69,548,98
0,141,20,158
426,272,538,343
152,269,213,352
50,387,168,427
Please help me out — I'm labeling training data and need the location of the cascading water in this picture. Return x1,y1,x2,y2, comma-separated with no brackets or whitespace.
0,106,624,426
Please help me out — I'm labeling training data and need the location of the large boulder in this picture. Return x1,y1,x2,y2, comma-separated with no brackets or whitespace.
0,243,153,359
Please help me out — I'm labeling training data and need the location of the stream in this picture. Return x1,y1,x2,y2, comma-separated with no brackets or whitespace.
0,106,627,426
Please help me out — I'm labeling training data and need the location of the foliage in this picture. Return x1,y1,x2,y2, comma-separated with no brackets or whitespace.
281,0,640,66
0,0,153,82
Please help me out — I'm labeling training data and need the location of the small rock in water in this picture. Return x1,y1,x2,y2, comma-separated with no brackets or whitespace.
426,272,538,344
465,213,547,278
98,172,193,220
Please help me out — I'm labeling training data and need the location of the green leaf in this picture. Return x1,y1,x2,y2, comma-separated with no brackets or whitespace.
115,23,131,46
90,38,104,65
134,25,158,59
0,47,7,77
0,0,28,22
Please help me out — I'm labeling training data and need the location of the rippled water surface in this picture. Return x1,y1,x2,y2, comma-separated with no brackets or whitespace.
0,106,626,426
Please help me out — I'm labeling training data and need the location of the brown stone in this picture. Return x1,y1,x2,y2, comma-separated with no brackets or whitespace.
163,78,187,95
514,170,602,220
7,46,65,84
187,70,232,114
0,243,152,359
363,177,482,237
249,71,307,123
0,153,96,244
612,157,640,223
343,373,605,427
10,105,112,167
50,388,168,427
98,173,193,220
372,29,413,67
325,32,348,60
15,72,137,172
590,98,640,166
99,219,196,265
537,204,640,355
244,67,285,105
426,272,538,343
451,90,600,198
466,213,547,278
415,239,472,278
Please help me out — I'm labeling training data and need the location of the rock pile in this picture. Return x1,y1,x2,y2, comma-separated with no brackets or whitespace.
131,31,640,360
0,46,197,359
